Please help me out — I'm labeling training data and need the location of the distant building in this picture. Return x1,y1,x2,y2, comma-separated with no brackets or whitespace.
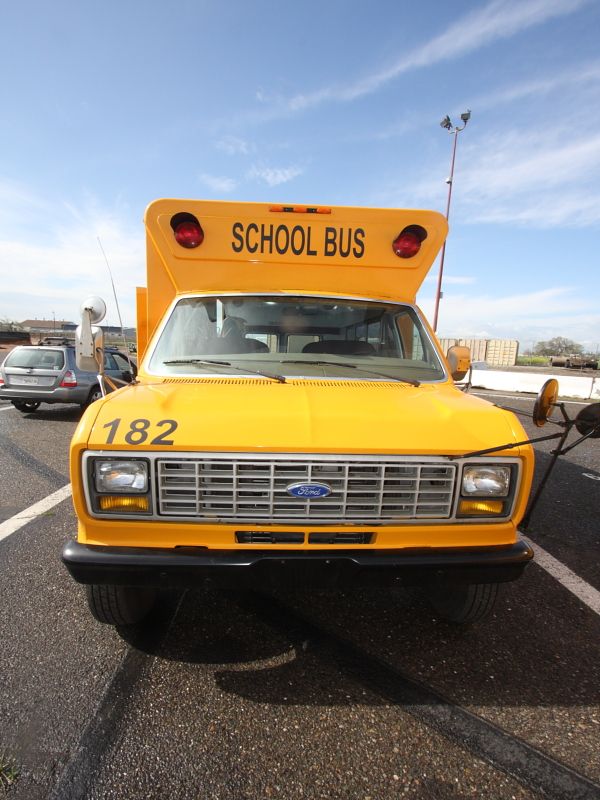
20,319,75,333
62,323,136,338
438,338,519,367
20,320,135,339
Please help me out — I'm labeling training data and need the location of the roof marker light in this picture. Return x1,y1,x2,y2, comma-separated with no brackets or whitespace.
270,205,332,214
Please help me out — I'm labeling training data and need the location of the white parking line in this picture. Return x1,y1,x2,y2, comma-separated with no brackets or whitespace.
0,405,15,411
1,485,599,617
522,535,600,616
0,484,72,543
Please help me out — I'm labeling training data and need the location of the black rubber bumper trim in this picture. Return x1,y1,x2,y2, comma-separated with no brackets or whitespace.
62,539,533,589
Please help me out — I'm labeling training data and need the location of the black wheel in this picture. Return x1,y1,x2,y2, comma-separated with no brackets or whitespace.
12,400,41,412
82,386,102,409
86,584,157,625
427,583,499,624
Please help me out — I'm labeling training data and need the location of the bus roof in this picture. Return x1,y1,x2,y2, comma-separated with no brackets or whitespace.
141,199,448,344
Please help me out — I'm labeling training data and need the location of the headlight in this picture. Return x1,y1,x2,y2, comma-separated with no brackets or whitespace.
461,465,511,497
95,460,148,493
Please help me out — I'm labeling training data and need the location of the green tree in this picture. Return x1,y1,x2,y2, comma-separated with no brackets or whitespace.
535,337,583,356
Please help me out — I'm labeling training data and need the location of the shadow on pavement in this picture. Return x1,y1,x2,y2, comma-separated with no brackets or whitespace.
118,588,293,666
123,572,600,711
12,405,82,423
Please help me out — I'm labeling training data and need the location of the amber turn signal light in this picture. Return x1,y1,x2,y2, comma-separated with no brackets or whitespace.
98,496,150,512
458,499,504,516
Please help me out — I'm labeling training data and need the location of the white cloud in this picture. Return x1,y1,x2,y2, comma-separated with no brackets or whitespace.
462,131,600,226
281,0,590,112
419,286,600,343
248,164,303,187
408,126,600,228
470,191,600,228
464,133,600,194
473,59,600,110
199,173,237,193
0,189,143,326
429,286,582,318
348,56,600,149
0,178,53,236
215,135,251,156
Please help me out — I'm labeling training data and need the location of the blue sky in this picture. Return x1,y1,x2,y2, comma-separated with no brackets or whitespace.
1,0,599,351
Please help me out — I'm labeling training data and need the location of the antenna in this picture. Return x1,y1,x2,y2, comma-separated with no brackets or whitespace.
97,237,135,375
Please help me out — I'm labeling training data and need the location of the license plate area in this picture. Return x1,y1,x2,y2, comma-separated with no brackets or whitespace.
13,376,39,385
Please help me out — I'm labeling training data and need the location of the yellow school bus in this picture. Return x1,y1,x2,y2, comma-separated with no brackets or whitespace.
62,199,534,626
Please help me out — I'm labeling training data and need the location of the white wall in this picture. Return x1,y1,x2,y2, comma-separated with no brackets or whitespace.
470,369,599,401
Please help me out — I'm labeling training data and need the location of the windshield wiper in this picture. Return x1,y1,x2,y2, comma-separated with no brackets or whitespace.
163,358,286,384
279,360,420,387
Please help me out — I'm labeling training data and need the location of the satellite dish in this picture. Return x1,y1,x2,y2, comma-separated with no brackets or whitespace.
533,379,559,427
80,296,106,325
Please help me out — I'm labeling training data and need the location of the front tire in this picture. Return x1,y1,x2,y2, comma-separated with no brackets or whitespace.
427,583,499,624
12,400,41,412
86,584,157,625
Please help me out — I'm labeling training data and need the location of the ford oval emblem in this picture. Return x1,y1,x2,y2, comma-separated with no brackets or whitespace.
286,482,332,499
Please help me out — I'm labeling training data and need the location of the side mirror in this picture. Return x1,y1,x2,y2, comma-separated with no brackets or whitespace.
76,296,106,373
447,345,471,381
532,379,559,427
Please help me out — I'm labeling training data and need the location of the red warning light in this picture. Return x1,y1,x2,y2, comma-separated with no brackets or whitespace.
174,220,204,248
392,225,427,259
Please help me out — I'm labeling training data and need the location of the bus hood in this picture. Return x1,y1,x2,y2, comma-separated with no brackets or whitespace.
86,380,526,456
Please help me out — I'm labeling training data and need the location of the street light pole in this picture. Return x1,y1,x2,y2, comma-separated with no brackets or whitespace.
432,110,471,333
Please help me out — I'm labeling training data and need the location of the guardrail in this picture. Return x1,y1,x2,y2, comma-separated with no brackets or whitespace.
470,369,599,401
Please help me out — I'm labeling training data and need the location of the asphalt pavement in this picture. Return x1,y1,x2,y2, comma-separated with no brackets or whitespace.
0,393,599,800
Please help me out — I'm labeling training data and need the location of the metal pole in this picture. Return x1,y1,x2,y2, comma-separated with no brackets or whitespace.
433,130,459,332
432,110,470,333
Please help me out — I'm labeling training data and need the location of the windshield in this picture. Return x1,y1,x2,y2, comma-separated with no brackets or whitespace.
4,348,65,369
148,295,446,382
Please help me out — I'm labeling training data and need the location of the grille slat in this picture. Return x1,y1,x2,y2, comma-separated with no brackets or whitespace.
156,457,456,523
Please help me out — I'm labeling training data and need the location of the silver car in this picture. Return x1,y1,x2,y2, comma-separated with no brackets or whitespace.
0,345,135,412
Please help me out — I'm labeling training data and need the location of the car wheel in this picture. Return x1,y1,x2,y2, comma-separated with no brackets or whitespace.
427,583,499,624
86,584,157,625
82,386,103,409
12,400,41,412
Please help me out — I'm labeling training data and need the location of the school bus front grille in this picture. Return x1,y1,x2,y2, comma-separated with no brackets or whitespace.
156,456,457,524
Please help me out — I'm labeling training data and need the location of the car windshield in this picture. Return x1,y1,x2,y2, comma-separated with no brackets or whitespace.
4,348,65,369
148,295,446,382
